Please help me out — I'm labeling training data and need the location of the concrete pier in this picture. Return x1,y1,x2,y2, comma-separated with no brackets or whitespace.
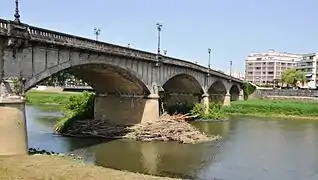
0,97,28,155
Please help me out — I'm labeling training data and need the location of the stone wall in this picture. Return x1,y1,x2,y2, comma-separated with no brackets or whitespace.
251,89,318,99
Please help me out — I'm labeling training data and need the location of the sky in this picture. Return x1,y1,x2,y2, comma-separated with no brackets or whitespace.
1,0,317,73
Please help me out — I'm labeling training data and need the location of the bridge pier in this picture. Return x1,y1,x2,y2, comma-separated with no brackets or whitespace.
0,80,28,155
223,93,231,106
239,89,244,100
201,93,209,114
94,94,159,125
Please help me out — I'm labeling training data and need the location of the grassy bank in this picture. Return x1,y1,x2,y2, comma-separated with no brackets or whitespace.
0,155,178,180
26,90,81,106
224,99,318,119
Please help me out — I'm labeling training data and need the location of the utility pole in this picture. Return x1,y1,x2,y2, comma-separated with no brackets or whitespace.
156,23,163,55
94,28,101,41
14,0,21,23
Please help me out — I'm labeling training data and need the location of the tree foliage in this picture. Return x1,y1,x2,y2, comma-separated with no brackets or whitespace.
242,82,256,99
281,68,306,87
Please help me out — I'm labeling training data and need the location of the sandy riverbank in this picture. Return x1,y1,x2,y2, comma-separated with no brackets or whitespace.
0,155,180,180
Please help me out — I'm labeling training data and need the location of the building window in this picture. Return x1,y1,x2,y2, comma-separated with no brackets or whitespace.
256,58,262,60
268,71,274,75
256,67,261,70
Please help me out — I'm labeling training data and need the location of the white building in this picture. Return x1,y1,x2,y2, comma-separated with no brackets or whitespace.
297,53,318,89
245,49,303,85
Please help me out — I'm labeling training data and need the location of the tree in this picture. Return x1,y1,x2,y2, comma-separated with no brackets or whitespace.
281,68,306,87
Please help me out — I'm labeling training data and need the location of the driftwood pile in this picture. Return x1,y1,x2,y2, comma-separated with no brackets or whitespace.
61,113,220,144
124,113,219,143
61,119,129,138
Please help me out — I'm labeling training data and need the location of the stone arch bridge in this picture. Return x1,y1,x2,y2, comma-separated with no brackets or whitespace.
0,18,243,155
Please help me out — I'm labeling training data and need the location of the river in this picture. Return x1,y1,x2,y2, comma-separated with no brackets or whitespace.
26,105,318,180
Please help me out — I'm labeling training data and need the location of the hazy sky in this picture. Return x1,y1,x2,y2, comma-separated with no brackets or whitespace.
1,0,317,72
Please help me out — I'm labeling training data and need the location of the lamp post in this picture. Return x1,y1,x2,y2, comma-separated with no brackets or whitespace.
208,48,211,74
94,28,101,41
14,0,21,23
156,23,163,55
229,60,233,82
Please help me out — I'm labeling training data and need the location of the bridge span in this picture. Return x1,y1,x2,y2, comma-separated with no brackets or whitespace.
0,17,244,155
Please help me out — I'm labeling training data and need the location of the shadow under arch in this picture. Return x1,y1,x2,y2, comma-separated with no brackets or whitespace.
230,84,240,101
24,61,153,125
161,73,205,114
24,62,151,95
208,80,227,104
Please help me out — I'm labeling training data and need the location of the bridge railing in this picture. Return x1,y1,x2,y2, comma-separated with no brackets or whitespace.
27,25,157,61
0,19,8,34
0,18,243,83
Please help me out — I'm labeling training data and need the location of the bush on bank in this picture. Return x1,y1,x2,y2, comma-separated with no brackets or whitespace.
54,91,95,133
242,82,256,99
190,103,228,120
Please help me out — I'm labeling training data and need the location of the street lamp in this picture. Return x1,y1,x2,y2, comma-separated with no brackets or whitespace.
163,50,167,55
229,60,233,82
94,28,101,41
156,23,163,54
208,48,211,73
14,0,21,23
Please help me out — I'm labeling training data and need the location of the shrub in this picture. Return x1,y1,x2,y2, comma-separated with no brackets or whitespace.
242,82,256,99
190,103,228,120
55,91,95,133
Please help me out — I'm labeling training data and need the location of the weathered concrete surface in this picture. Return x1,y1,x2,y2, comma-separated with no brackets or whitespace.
201,94,209,114
94,94,159,125
0,99,28,155
223,94,231,106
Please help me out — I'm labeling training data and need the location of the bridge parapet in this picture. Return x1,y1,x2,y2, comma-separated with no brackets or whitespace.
0,18,244,85
0,19,8,34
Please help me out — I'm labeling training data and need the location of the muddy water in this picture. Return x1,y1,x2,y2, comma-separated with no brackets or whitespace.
26,105,318,180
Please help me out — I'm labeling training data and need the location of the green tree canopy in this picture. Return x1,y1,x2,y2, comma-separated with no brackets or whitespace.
281,68,306,87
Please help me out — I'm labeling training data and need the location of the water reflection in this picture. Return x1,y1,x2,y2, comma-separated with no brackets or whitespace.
26,105,318,180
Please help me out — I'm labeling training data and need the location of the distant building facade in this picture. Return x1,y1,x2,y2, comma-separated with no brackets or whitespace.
296,53,318,89
245,49,303,85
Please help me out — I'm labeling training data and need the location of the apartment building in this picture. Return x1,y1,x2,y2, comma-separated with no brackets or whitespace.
297,53,318,88
245,49,303,85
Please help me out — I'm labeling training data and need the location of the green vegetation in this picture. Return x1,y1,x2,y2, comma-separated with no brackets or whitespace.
242,82,256,99
190,103,228,120
54,91,95,133
190,98,318,121
224,99,318,119
26,91,79,105
281,68,306,87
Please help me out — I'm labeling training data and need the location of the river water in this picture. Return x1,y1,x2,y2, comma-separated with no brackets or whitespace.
26,105,318,180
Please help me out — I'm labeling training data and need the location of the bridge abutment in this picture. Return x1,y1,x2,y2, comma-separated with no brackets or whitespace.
94,94,159,125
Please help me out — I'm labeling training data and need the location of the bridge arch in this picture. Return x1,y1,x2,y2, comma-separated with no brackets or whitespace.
161,73,205,114
24,60,151,95
208,80,227,104
230,84,240,101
